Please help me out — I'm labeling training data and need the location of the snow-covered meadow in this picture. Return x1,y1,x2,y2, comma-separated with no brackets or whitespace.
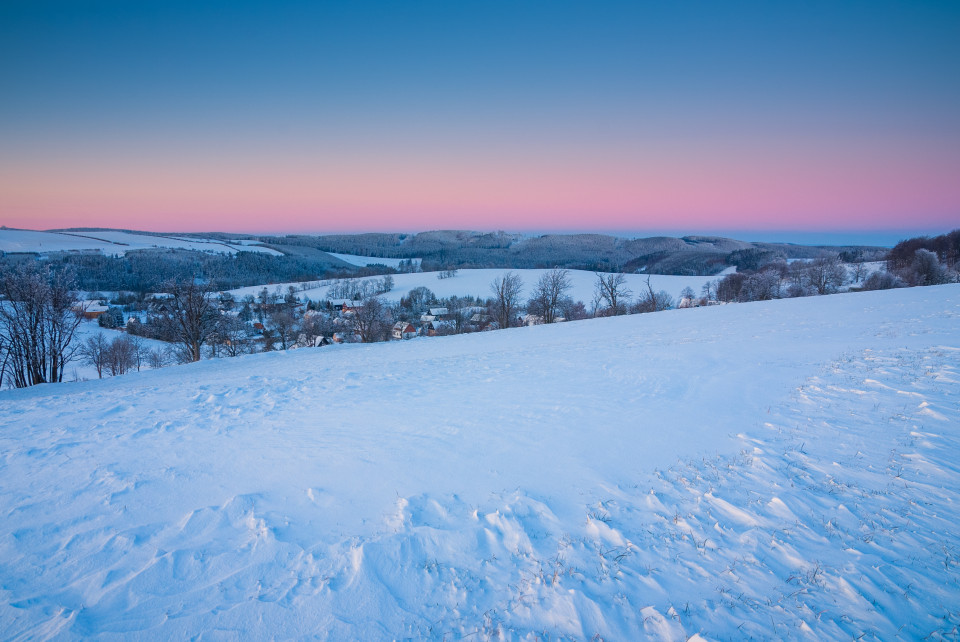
327,253,421,269
229,268,718,307
1,286,958,639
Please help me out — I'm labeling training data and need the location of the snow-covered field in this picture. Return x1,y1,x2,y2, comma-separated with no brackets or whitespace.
0,229,281,256
1,286,958,639
229,268,717,306
327,253,421,269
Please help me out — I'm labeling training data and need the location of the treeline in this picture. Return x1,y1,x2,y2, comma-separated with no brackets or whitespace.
709,229,959,303
886,230,960,280
0,249,394,293
270,230,886,276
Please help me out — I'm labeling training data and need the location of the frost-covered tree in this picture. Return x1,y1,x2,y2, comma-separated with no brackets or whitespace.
0,262,84,387
805,256,847,295
167,279,220,362
528,268,571,324
910,249,948,286
490,272,524,329
740,270,781,301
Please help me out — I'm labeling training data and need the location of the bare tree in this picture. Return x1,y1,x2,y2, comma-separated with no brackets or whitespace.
353,296,392,343
0,262,84,387
106,335,136,376
632,276,674,313
851,261,867,284
489,272,524,329
214,315,256,357
80,333,110,378
527,268,571,324
701,281,716,303
0,334,8,389
167,279,219,362
300,312,334,348
129,334,146,371
595,272,631,316
147,347,170,369
268,308,300,350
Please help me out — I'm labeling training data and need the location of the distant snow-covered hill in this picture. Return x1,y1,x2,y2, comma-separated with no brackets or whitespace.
1,286,958,639
0,228,281,256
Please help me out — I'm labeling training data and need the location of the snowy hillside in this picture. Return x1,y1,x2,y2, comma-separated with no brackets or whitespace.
0,229,282,256
1,286,958,639
327,252,421,269
229,268,717,306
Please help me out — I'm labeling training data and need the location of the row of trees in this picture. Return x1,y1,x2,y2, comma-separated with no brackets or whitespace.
0,264,225,388
326,275,394,300
487,269,675,328
79,333,154,378
710,242,958,305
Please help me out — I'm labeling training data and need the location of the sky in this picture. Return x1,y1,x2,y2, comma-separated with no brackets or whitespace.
1,0,958,242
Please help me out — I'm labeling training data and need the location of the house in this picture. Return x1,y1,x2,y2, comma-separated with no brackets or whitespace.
520,314,543,326
423,319,456,337
336,300,362,315
73,301,109,320
428,307,449,317
392,321,418,340
469,313,496,331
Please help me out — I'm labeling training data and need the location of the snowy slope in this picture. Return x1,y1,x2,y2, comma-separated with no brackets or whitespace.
229,268,717,306
0,229,281,256
1,286,958,639
327,253,421,269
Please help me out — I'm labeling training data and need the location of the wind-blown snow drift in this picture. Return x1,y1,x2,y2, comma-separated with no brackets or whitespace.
1,286,958,639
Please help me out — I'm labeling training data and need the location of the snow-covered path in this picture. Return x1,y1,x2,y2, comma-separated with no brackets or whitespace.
1,286,958,639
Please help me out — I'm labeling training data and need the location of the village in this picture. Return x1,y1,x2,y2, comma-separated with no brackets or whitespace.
74,278,509,366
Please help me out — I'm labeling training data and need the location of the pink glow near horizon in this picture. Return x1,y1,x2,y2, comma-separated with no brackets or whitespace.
1,149,957,234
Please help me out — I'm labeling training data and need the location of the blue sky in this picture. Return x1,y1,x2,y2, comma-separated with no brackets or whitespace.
2,0,958,240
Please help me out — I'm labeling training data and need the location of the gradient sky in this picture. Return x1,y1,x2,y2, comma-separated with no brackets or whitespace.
1,0,958,239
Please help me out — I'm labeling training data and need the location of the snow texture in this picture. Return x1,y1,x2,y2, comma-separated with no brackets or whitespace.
1,285,958,639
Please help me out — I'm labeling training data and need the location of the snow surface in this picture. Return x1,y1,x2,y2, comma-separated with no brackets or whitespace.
0,229,282,256
1,286,959,639
229,268,716,307
327,253,421,269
